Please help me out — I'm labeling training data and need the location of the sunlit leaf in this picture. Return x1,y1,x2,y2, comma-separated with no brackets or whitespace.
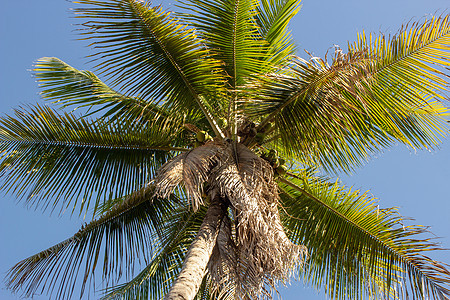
279,172,450,300
0,105,186,214
246,16,450,172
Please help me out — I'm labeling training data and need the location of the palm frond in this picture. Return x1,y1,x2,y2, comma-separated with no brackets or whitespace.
255,0,301,66
0,105,185,214
6,185,179,299
74,0,226,137
100,203,208,300
195,276,215,300
279,172,450,300
178,0,268,86
34,57,173,123
246,15,450,172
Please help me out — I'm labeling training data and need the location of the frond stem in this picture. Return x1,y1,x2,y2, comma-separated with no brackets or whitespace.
231,0,240,138
130,2,224,139
278,176,398,256
278,175,447,292
1,140,189,152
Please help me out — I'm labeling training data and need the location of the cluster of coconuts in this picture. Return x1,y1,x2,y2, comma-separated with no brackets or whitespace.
237,120,273,146
237,121,257,138
261,149,287,176
194,130,213,147
191,118,228,148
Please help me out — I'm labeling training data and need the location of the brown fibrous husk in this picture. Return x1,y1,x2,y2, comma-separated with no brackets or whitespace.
154,140,307,299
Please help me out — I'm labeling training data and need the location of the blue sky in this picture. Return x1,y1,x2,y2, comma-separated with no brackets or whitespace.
0,0,449,299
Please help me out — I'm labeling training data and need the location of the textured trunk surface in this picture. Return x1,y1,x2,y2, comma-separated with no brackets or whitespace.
165,195,226,300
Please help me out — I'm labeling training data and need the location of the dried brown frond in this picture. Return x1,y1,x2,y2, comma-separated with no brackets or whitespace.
154,141,229,210
210,143,307,298
207,215,239,299
155,141,306,298
153,152,187,199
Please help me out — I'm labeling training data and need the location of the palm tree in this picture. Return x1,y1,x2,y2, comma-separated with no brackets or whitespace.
3,0,450,299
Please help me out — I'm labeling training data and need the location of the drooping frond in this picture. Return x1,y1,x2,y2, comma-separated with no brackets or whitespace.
154,142,225,211
34,57,172,123
0,105,185,213
206,214,239,300
74,0,226,137
246,15,450,172
255,0,301,65
279,172,450,300
6,185,178,299
100,203,208,300
195,277,215,300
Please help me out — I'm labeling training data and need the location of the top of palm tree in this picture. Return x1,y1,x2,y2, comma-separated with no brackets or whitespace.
2,0,450,299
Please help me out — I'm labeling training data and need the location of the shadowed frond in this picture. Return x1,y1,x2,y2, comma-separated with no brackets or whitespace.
279,172,450,300
6,185,179,299
100,203,208,300
0,105,185,214
34,57,173,123
246,15,450,172
74,0,226,137
195,277,215,300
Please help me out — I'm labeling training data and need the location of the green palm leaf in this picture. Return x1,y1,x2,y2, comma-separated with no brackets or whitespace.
178,0,272,135
179,0,268,86
247,15,450,172
0,105,186,213
6,185,179,299
75,0,226,137
278,172,450,300
34,57,172,123
101,204,207,300
33,56,214,139
255,0,301,66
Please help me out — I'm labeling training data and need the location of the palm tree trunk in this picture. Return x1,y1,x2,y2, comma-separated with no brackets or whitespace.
165,194,226,300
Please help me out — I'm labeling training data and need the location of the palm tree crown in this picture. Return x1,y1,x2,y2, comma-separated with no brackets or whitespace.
3,0,450,299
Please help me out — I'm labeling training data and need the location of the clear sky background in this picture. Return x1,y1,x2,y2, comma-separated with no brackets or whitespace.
0,0,449,299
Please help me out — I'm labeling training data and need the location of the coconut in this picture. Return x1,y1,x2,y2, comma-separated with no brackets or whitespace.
196,131,206,142
276,165,286,175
